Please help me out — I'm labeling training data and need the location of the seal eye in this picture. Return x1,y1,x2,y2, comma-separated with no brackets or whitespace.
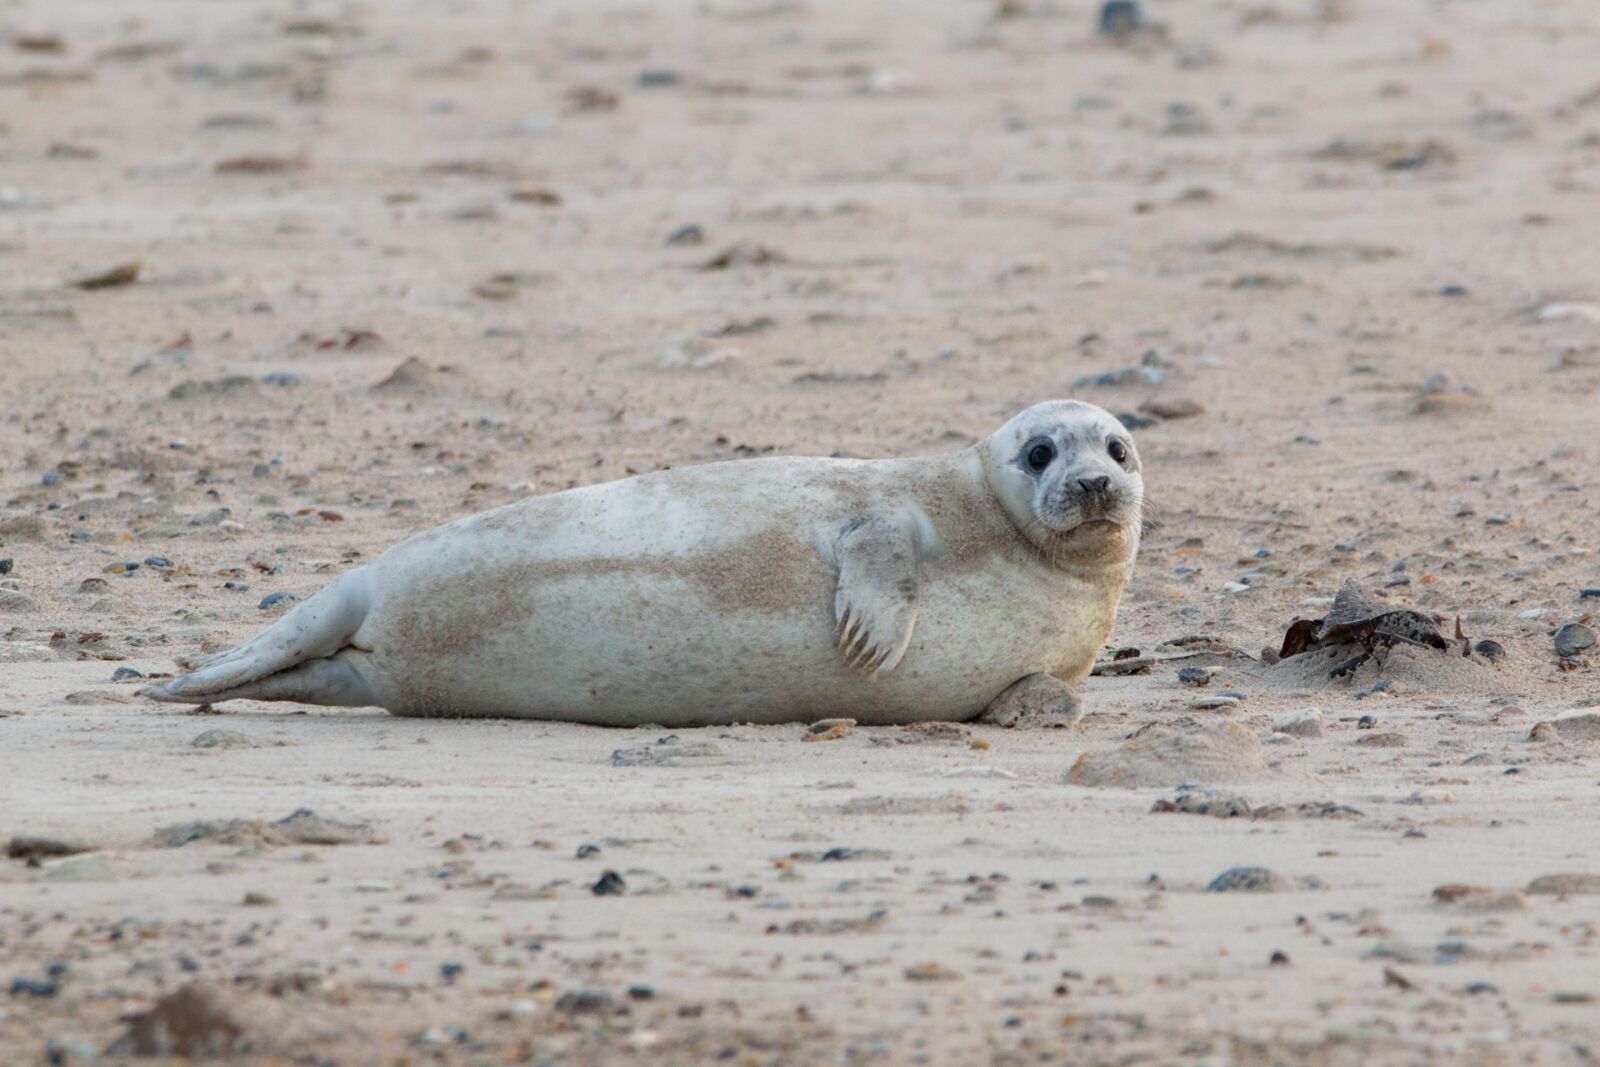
1025,441,1056,473
1108,439,1129,465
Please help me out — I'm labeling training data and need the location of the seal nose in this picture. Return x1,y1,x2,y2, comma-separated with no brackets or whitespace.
1078,476,1112,495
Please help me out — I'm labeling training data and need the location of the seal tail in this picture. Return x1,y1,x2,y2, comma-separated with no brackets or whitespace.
142,568,374,705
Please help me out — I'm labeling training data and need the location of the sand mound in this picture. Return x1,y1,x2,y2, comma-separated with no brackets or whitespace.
1067,722,1269,789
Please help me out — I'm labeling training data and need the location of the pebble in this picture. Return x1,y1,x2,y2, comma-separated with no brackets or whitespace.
261,371,300,387
1190,695,1239,711
5,836,92,860
1528,721,1559,742
1554,622,1596,658
112,667,143,682
1580,589,1600,601
356,880,394,892
192,729,252,749
1098,0,1143,36
222,581,251,592
1525,873,1600,896
1272,708,1324,738
1472,639,1505,662
258,590,299,610
1206,867,1286,893
1116,412,1157,430
10,977,60,998
638,69,681,87
555,989,615,1014
575,843,601,858
1177,666,1213,687
665,223,704,246
0,559,10,575
143,556,173,568
592,870,626,895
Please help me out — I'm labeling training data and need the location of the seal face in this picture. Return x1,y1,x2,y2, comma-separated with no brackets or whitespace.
145,400,1144,726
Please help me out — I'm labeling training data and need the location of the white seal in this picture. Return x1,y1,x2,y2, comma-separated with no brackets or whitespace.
145,400,1144,726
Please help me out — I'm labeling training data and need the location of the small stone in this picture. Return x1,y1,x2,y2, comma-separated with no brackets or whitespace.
192,729,252,749
1098,0,1143,37
0,559,11,574
1472,639,1505,662
1356,731,1407,747
1529,721,1559,742
241,891,276,906
1579,589,1600,601
665,223,704,246
1177,666,1213,686
554,989,614,1015
804,717,856,742
592,870,626,896
1207,867,1286,893
1190,695,1240,711
10,977,59,998
1554,622,1596,658
440,962,465,983
5,836,92,860
258,590,299,611
1269,950,1290,966
112,667,143,682
638,69,681,87
903,962,962,982
1272,708,1324,737
144,556,173,568
1139,398,1204,420
1526,873,1600,896
575,843,601,858
356,880,393,892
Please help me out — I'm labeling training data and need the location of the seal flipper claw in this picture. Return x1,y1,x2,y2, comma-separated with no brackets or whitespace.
831,510,923,676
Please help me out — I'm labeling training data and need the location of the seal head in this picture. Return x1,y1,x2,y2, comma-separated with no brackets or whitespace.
981,400,1144,565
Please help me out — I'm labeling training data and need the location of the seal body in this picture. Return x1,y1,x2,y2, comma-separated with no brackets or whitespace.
146,401,1144,726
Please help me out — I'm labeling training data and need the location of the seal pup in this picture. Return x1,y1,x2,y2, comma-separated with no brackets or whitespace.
144,400,1144,726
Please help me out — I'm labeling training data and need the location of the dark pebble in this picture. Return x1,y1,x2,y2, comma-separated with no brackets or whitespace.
1439,284,1469,297
554,989,615,1015
665,223,704,246
1206,867,1282,893
592,870,626,896
1472,639,1504,662
575,843,601,858
1465,981,1499,995
68,530,91,542
261,372,301,387
258,590,299,610
1357,714,1377,729
1580,589,1600,601
627,984,655,1000
1098,0,1143,36
638,69,681,87
439,962,464,983
144,556,173,568
1177,667,1210,687
1269,950,1290,966
112,667,143,682
0,559,11,575
222,581,250,592
1116,412,1158,430
10,977,59,998
1554,622,1596,658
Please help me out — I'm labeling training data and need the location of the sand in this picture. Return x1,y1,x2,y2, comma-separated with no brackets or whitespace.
3,0,1600,1062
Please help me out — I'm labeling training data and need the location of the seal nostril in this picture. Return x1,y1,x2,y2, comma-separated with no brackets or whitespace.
1079,476,1111,494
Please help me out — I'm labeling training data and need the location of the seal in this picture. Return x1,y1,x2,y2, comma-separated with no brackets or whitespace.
144,400,1144,726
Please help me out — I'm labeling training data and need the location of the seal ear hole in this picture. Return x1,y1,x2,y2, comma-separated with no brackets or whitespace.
1024,439,1057,473
1108,439,1129,465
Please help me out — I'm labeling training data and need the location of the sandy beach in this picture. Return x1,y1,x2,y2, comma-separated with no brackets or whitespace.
3,0,1600,1062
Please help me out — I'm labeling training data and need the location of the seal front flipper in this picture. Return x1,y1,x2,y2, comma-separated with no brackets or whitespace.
831,510,925,676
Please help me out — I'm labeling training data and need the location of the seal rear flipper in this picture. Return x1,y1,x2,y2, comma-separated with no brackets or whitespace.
142,569,373,703
831,509,927,676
